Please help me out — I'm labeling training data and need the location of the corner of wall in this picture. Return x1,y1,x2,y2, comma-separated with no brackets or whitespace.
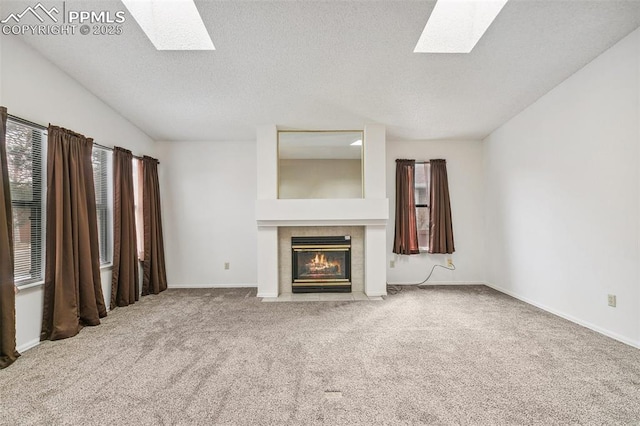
482,27,640,346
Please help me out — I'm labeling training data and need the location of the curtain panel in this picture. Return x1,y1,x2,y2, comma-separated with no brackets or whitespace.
428,159,455,254
0,106,20,368
111,147,139,309
41,126,107,341
393,159,420,255
141,156,167,295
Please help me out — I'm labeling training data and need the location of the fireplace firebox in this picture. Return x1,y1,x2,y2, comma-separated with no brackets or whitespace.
291,236,351,293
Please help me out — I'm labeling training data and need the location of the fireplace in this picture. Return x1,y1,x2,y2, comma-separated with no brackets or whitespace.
291,236,351,293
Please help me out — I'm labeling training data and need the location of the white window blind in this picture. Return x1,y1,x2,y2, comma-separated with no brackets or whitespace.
91,146,112,265
6,118,45,285
415,162,430,250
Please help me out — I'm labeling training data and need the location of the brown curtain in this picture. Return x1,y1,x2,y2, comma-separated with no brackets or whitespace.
141,156,167,295
393,159,420,255
110,147,139,309
0,107,20,368
428,159,455,254
41,126,106,341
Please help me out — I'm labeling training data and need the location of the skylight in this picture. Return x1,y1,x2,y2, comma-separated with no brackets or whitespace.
121,0,215,50
414,0,509,53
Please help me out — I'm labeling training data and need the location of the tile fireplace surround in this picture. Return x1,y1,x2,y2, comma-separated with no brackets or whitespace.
255,124,389,298
279,226,364,294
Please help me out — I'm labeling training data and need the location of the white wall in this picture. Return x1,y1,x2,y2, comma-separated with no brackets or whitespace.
484,28,640,346
637,26,640,345
156,140,258,287
0,38,156,352
279,159,362,199
386,140,485,284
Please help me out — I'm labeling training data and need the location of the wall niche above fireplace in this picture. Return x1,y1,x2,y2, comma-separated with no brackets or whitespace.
278,130,363,199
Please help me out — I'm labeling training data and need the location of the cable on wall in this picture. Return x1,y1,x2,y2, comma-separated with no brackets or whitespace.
386,262,456,295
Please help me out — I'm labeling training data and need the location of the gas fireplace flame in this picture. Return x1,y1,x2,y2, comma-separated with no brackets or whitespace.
307,252,342,274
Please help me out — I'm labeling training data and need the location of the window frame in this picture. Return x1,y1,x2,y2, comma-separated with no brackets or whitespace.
414,162,430,252
91,146,113,266
131,158,143,260
6,117,46,286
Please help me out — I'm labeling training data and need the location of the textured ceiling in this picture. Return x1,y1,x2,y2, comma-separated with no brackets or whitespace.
9,0,640,142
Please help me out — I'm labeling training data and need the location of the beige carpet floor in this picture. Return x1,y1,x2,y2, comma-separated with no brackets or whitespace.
1,285,640,425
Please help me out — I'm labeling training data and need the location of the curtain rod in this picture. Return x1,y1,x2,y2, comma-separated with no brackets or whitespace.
7,113,157,164
415,161,430,164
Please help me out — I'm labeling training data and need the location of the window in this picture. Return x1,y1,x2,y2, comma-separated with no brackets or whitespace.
414,162,430,250
6,118,45,285
92,146,112,265
131,158,143,259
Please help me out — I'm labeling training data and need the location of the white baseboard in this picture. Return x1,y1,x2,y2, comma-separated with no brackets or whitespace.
257,292,279,298
168,283,257,289
387,280,484,286
17,338,40,353
484,282,640,349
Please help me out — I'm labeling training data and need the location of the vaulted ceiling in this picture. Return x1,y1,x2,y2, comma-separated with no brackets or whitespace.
10,0,640,141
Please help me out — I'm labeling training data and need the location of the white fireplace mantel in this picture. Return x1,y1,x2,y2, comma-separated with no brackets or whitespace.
256,198,388,227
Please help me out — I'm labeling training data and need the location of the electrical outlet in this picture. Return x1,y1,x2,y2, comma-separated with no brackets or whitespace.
390,260,395,268
224,262,230,270
607,294,616,307
446,258,453,267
